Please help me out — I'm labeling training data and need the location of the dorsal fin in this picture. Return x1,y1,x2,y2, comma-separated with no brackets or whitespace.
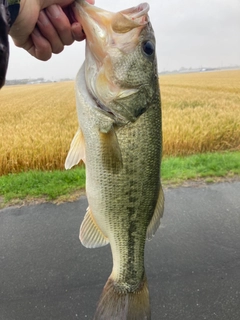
146,185,164,240
65,128,85,169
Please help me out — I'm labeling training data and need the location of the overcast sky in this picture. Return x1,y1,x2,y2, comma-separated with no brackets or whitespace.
6,0,240,80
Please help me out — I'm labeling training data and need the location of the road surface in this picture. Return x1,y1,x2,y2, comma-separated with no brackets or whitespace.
0,182,240,320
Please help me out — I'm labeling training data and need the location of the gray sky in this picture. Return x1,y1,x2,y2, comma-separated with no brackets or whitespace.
6,0,240,80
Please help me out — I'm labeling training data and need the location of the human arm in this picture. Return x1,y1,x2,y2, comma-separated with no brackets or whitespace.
0,0,95,88
9,0,95,61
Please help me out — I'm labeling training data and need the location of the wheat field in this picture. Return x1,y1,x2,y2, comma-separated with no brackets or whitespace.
0,70,240,175
160,70,240,156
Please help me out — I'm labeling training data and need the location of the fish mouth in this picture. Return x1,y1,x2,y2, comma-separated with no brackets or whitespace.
72,1,150,124
72,1,149,59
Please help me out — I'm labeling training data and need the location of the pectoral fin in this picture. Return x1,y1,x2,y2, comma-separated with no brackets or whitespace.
146,185,164,240
65,128,85,169
99,126,123,173
80,207,109,248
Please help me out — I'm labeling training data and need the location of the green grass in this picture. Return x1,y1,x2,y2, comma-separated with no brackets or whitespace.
161,151,240,183
0,151,239,206
0,167,86,204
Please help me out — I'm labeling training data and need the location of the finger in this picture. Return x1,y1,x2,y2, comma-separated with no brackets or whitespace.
46,5,74,46
29,27,52,61
62,6,85,41
37,10,64,54
71,22,86,41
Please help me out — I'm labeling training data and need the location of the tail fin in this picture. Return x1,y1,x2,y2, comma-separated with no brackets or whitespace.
93,275,151,320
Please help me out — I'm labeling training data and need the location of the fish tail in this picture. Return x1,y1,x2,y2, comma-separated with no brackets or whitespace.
93,274,151,320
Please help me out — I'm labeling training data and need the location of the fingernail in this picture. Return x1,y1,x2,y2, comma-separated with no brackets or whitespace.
72,23,85,41
47,4,62,18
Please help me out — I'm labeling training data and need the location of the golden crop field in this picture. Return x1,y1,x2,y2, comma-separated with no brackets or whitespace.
0,70,240,175
160,70,240,157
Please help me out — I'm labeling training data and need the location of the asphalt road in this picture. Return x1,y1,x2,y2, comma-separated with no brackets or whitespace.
0,182,240,320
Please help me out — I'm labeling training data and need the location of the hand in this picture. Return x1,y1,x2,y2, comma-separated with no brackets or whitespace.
9,0,95,61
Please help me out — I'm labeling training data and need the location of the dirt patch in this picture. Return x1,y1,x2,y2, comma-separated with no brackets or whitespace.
0,189,86,209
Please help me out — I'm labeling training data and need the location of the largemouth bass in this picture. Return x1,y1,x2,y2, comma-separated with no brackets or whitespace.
66,1,164,319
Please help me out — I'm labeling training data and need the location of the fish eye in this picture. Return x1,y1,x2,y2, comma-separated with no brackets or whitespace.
142,40,155,57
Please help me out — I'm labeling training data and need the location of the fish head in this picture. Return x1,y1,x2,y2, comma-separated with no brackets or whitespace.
73,1,159,124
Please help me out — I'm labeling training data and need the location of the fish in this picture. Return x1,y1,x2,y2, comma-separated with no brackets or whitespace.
0,0,10,89
65,0,164,319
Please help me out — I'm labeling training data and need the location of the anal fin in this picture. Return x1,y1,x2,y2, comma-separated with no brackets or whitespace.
80,207,109,248
65,128,85,169
146,184,164,240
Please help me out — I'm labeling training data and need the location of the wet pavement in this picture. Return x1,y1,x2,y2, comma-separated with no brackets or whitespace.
0,181,240,320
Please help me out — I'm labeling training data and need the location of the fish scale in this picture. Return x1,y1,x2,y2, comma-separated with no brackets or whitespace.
65,1,164,319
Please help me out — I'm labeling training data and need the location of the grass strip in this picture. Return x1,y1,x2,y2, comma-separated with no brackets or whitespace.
161,151,240,183
0,151,239,205
0,167,86,203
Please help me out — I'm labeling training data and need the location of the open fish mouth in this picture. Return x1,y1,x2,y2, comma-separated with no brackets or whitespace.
72,0,154,125
72,1,150,60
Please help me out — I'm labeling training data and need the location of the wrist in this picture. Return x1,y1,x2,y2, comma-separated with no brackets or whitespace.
8,0,41,44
